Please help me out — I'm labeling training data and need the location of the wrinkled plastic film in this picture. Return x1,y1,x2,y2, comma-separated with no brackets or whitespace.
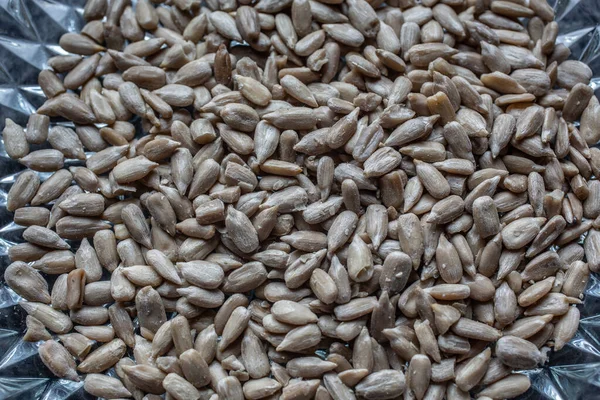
1,0,600,398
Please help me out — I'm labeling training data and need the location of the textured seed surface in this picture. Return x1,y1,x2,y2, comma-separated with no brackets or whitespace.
1,0,599,398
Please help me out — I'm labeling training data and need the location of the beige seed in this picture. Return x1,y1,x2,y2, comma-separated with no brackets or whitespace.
59,193,105,217
515,105,544,140
2,118,29,159
277,323,322,353
163,373,201,400
451,318,501,342
478,374,531,399
502,217,545,249
77,338,126,373
31,169,72,206
4,262,50,303
136,286,167,338
563,83,594,122
355,369,406,399
553,306,580,351
84,374,131,398
20,301,73,333
236,75,272,106
495,336,544,369
7,171,40,212
222,261,267,293
225,206,259,253
310,268,339,305
23,315,51,342
66,269,86,310
39,340,80,381
122,364,166,395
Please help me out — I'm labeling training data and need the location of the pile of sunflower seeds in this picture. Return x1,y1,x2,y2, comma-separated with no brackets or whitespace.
2,0,600,397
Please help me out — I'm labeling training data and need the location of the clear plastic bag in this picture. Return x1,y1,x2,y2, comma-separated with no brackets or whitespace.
1,0,599,398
